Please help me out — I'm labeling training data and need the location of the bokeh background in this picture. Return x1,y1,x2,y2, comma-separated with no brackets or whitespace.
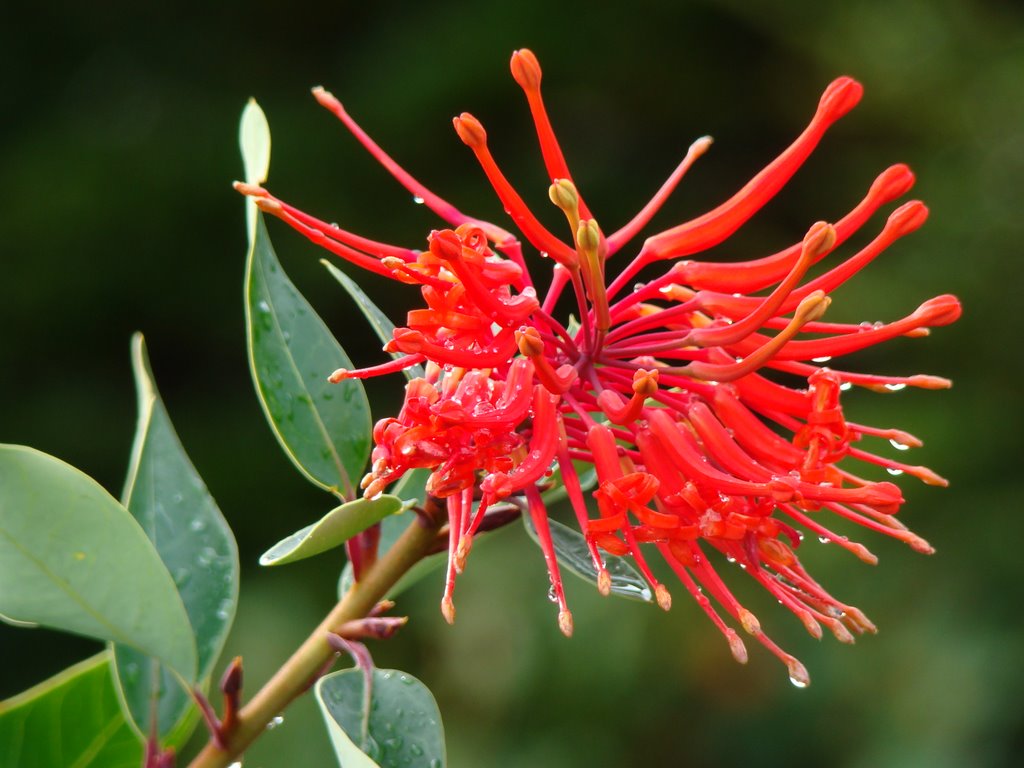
2,1,1022,766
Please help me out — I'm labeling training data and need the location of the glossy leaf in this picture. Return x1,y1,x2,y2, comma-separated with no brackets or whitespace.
523,514,653,602
322,260,425,381
111,334,239,742
0,445,197,680
0,653,142,768
316,668,445,768
260,494,402,566
246,214,372,499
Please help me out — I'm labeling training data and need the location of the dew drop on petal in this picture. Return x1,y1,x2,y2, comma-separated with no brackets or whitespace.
886,468,904,476
884,383,907,392
811,356,832,363
266,715,284,730
412,195,425,204
889,439,911,451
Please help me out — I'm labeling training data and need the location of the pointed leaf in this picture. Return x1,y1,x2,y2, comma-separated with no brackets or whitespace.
0,653,142,768
111,334,239,742
523,514,652,602
260,495,402,566
239,98,271,241
316,668,445,768
0,445,197,680
322,260,425,381
246,214,372,498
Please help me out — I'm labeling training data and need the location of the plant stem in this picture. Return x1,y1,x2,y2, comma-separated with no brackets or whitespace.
187,515,442,768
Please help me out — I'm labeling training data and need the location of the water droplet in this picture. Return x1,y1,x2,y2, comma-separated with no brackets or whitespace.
547,586,558,603
228,763,243,768
216,598,233,621
789,674,809,689
886,467,904,476
725,554,736,563
811,356,832,363
197,547,217,566
412,195,425,205
884,383,907,392
399,674,413,686
889,439,910,451
839,382,853,391
266,715,284,730
257,300,271,313
429,760,442,768
384,736,404,751
189,518,207,532
410,744,424,757
818,536,831,544
172,493,184,503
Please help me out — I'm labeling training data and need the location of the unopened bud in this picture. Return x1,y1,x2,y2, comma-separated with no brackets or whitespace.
872,164,915,201
328,368,350,383
441,596,456,625
428,228,464,261
803,221,837,259
575,218,602,254
549,179,579,215
453,113,486,149
311,85,342,112
739,608,761,635
818,76,863,122
796,290,831,323
726,629,749,664
510,48,542,91
915,294,961,327
655,583,672,611
786,657,811,688
887,200,929,236
558,609,574,637
597,568,611,596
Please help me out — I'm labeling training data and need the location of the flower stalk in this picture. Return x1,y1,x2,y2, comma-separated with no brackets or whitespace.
187,514,442,768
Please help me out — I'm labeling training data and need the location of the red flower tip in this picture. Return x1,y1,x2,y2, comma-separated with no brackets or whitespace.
817,76,864,123
453,113,487,149
516,326,546,357
388,328,425,353
428,228,464,261
888,200,930,236
872,163,916,202
914,294,962,327
510,48,542,91
327,368,350,383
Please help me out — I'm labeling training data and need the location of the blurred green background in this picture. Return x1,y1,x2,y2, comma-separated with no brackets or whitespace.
2,0,1021,766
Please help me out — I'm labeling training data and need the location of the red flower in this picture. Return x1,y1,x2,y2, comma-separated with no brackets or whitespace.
236,49,959,684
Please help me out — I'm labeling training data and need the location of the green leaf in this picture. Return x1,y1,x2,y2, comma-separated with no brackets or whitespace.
0,445,197,680
260,495,403,566
0,653,142,768
322,260,425,381
111,334,240,742
522,514,653,602
316,668,445,768
246,214,372,499
239,98,271,241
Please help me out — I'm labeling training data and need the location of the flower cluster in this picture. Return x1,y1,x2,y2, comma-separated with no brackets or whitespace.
235,49,959,684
